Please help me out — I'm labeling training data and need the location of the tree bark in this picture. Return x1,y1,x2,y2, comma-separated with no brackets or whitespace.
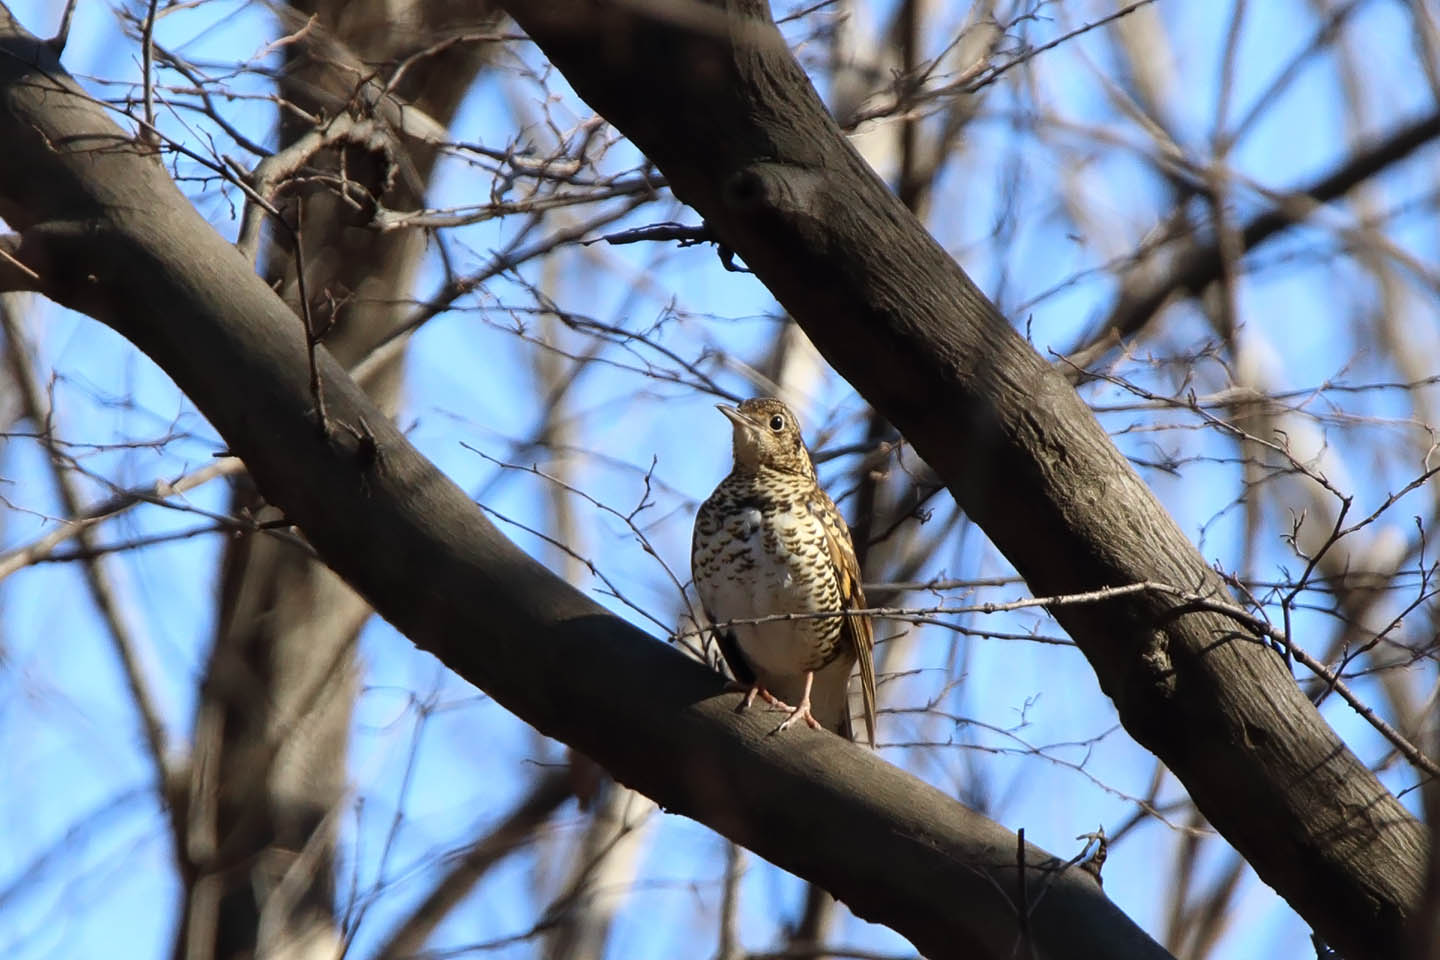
0,9,1170,959
495,3,1428,959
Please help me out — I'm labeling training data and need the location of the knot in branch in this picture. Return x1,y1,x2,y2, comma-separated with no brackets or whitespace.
723,162,826,223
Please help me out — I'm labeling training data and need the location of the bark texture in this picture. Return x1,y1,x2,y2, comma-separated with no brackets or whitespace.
495,3,1429,959
0,10,1170,960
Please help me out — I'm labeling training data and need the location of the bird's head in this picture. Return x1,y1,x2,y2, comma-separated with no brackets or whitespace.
717,397,816,479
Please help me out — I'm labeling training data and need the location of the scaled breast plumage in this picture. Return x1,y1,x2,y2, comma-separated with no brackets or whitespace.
693,468,848,675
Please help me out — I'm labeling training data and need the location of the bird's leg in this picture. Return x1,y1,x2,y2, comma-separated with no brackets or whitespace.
774,671,823,733
725,680,792,713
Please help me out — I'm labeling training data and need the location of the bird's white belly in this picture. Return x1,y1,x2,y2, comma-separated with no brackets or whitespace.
699,508,821,678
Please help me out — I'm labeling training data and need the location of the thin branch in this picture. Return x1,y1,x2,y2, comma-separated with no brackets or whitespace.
717,842,744,960
367,769,574,959
140,0,159,145
679,577,1440,780
1071,106,1440,363
0,303,181,857
0,457,244,580
842,0,1157,129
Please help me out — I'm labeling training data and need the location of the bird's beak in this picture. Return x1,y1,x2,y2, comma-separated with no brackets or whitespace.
717,403,763,464
715,403,747,427
716,403,761,439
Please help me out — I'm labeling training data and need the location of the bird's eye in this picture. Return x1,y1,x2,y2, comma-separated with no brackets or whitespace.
768,415,786,431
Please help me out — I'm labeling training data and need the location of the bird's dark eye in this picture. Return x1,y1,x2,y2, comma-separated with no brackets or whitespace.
768,415,785,431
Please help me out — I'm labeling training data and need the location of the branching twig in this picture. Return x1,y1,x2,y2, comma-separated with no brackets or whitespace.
0,304,181,861
0,457,244,580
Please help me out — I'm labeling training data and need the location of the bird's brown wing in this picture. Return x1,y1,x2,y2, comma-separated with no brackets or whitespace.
812,491,877,748
709,613,756,687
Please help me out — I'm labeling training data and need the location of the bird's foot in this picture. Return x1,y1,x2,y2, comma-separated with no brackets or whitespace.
725,680,792,714
774,698,824,734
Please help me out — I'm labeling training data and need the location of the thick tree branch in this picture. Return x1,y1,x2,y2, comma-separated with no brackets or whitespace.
0,10,1169,960
494,3,1428,958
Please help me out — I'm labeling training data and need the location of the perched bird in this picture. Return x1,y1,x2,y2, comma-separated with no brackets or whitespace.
691,397,878,746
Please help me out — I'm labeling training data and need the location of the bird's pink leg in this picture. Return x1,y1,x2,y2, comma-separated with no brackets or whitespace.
774,671,824,733
725,680,792,713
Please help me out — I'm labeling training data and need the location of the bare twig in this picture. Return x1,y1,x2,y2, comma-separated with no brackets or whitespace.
367,770,573,960
140,0,159,146
0,457,244,580
0,303,180,858
843,0,1157,129
679,577,1440,779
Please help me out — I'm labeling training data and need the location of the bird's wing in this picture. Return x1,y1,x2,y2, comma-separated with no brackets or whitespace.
811,491,877,748
710,614,756,686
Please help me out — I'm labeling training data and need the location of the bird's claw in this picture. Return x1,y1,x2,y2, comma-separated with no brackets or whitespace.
724,681,822,735
726,680,792,714
774,701,824,735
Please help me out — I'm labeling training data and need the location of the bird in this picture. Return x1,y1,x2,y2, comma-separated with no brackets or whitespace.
691,397,878,746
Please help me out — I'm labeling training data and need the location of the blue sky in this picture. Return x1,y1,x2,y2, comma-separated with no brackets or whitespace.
1,1,1437,958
